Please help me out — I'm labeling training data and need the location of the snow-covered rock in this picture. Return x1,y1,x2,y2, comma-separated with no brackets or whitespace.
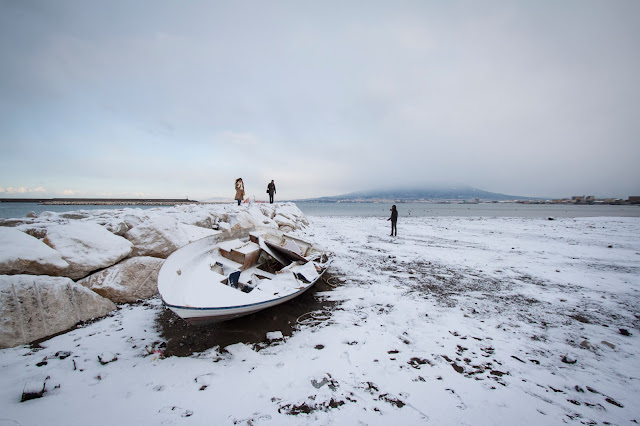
125,216,221,258
266,331,284,341
224,209,273,236
0,227,69,276
0,275,117,349
43,222,133,280
275,203,309,227
273,214,296,232
103,220,130,236
78,256,165,303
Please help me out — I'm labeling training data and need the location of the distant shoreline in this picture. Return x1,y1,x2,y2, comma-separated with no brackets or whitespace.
0,198,198,206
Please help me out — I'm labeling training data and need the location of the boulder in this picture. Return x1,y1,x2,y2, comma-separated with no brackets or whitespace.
43,222,133,280
0,275,117,349
224,208,280,236
275,203,309,226
103,220,130,236
0,227,69,276
78,256,165,303
257,204,277,219
125,216,221,258
273,214,297,232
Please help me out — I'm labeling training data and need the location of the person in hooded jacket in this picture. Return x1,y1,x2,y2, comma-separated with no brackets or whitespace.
387,205,398,236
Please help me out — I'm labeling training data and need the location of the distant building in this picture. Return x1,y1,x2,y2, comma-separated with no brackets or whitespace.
571,195,595,204
629,196,640,205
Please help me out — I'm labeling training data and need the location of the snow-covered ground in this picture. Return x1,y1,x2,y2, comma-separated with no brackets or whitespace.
1,213,639,425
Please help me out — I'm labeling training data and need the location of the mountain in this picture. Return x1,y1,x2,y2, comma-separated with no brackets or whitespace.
301,185,534,202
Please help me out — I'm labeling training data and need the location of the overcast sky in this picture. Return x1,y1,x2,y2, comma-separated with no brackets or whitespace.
1,1,639,201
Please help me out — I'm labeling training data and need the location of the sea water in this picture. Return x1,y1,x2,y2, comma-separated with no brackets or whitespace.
0,202,159,219
295,201,640,218
1,201,637,220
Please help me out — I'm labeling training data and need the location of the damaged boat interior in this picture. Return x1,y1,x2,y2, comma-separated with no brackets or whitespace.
209,232,325,294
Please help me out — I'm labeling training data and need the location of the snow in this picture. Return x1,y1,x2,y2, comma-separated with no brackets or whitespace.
1,209,639,425
44,222,133,279
0,227,69,274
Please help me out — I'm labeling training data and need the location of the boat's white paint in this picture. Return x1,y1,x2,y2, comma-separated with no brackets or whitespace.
158,230,330,324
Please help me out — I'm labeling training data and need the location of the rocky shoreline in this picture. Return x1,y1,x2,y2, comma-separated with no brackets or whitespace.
0,202,310,349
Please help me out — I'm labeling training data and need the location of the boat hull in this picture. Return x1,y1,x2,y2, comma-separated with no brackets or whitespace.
162,269,326,325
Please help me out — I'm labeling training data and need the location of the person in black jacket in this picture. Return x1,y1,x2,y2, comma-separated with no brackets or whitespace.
387,205,398,236
267,180,276,204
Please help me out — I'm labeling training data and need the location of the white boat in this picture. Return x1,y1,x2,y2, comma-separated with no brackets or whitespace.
158,230,331,325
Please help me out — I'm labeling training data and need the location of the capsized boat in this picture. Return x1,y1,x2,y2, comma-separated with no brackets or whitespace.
158,230,331,324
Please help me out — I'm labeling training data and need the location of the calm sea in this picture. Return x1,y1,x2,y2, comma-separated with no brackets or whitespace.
295,202,640,218
1,201,638,220
0,203,159,219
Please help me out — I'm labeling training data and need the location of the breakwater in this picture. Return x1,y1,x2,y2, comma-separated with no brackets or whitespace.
0,198,196,206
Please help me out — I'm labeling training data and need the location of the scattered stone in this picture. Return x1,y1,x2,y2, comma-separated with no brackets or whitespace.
451,363,464,374
408,357,431,369
266,331,284,341
571,314,591,324
601,341,616,349
580,340,592,350
97,352,118,365
561,355,577,364
605,397,624,408
619,328,632,336
21,376,49,402
379,393,405,408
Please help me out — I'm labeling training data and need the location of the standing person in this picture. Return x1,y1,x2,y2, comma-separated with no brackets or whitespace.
387,205,398,236
235,178,245,206
267,179,276,204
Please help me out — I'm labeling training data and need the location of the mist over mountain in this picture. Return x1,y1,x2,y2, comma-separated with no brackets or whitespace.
302,185,534,202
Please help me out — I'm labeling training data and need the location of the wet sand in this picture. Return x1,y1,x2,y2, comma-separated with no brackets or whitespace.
156,272,342,357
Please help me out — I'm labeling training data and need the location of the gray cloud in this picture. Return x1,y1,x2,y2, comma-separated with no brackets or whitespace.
1,0,639,200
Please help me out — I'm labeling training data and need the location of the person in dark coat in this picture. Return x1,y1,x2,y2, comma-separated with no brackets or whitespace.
387,205,398,236
267,180,276,204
